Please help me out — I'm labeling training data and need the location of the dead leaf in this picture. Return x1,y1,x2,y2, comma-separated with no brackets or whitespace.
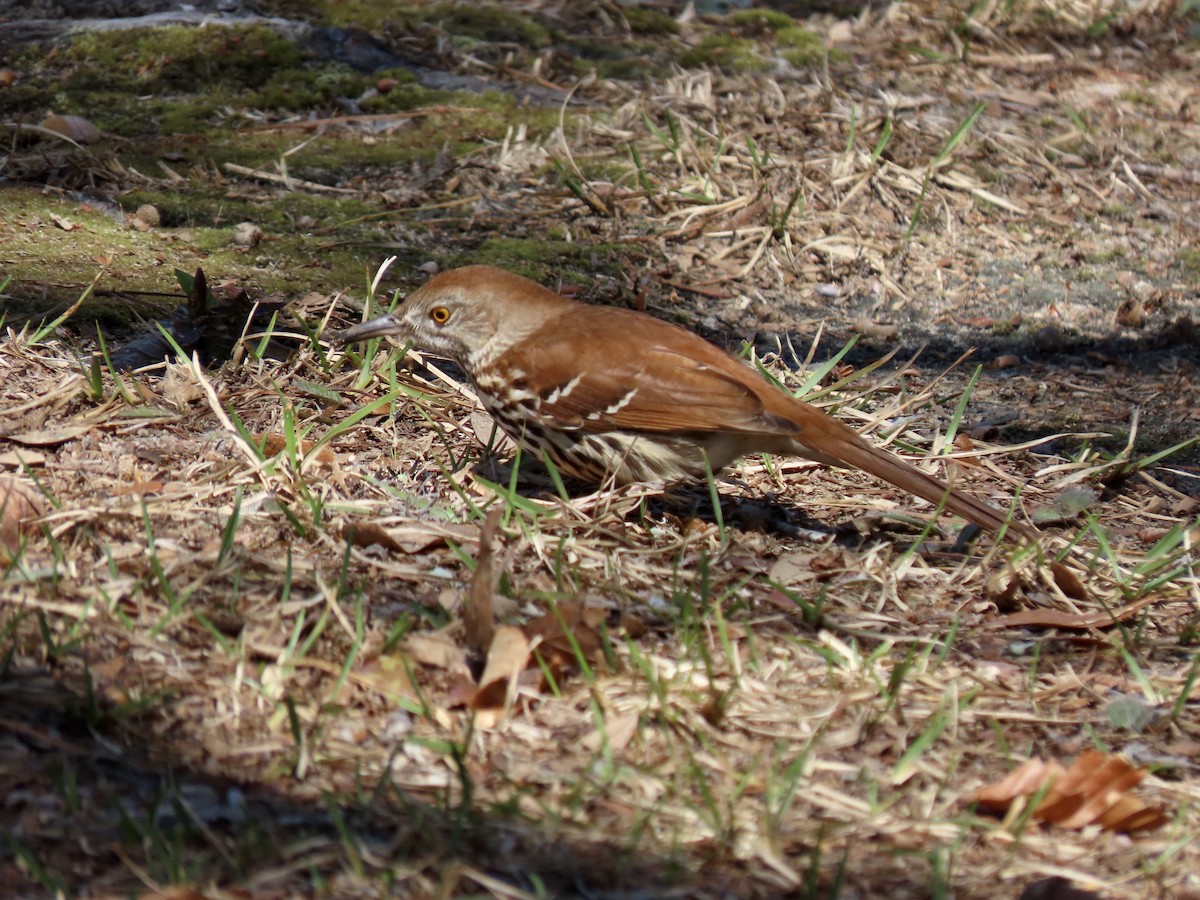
1032,487,1098,525
112,480,166,497
1049,561,1088,601
620,610,648,639
249,432,334,464
342,520,475,555
0,450,47,468
851,318,899,340
464,508,501,655
1019,876,1102,900
357,654,420,704
233,222,263,248
525,599,605,674
4,426,92,446
344,521,405,553
983,570,1023,612
402,631,468,673
470,625,531,726
989,354,1023,369
40,113,102,143
989,595,1156,631
0,475,47,561
581,710,639,754
972,750,1168,833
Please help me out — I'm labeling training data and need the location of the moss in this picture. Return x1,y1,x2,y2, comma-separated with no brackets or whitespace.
1118,89,1155,106
430,4,550,48
777,26,843,67
730,9,797,32
462,238,623,286
1179,249,1200,284
3,25,388,136
565,37,671,81
623,7,680,36
679,34,770,74
65,25,306,95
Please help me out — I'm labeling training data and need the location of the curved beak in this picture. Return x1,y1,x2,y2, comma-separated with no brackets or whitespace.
335,313,407,345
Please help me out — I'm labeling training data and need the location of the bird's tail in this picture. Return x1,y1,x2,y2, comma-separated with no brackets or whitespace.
792,423,1034,541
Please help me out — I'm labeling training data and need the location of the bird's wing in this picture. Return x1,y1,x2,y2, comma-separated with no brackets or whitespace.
508,308,797,436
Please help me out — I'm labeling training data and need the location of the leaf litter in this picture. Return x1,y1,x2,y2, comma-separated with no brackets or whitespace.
1,0,1199,897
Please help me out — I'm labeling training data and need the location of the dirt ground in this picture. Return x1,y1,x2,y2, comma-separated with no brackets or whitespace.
2,1,1198,897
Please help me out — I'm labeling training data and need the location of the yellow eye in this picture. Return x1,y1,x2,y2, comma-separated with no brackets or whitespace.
430,306,451,325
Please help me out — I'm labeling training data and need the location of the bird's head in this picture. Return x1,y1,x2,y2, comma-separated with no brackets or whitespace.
336,265,568,368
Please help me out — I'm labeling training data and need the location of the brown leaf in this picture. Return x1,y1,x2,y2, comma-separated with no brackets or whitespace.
4,426,91,446
851,317,899,341
112,480,166,497
402,631,468,673
464,508,501,656
989,354,1023,369
983,570,1023,612
989,595,1156,631
620,610,648,639
40,113,102,143
0,475,46,561
1049,561,1088,601
343,521,405,553
356,654,420,704
974,757,1061,808
0,450,47,468
248,432,334,464
342,520,475,555
525,599,605,671
972,750,1167,834
581,710,639,754
1019,876,1102,900
49,213,78,232
470,625,531,726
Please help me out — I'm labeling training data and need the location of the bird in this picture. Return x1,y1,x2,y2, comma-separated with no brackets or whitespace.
337,265,1034,541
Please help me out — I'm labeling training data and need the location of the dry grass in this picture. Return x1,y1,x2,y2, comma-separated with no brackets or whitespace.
3,0,1199,896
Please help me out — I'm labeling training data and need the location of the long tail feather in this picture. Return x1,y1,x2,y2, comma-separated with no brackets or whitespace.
795,423,1035,541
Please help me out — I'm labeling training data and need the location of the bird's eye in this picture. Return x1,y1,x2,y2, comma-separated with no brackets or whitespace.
430,306,451,325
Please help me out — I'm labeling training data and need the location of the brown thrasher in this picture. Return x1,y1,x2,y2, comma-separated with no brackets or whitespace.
338,265,1032,540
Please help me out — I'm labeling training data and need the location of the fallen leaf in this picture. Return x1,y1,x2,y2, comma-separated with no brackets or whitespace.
525,599,605,672
620,610,648,639
989,595,1156,631
470,625,531,727
112,480,166,497
40,113,102,143
233,222,263,248
1031,486,1098,524
972,750,1167,833
0,450,47,468
1049,561,1088,601
357,654,420,704
1019,876,1102,900
249,432,334,464
851,318,899,340
0,475,47,561
341,520,476,554
344,521,405,553
983,570,1023,612
4,426,92,446
581,710,639,754
988,354,1023,369
402,631,468,673
464,508,501,655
